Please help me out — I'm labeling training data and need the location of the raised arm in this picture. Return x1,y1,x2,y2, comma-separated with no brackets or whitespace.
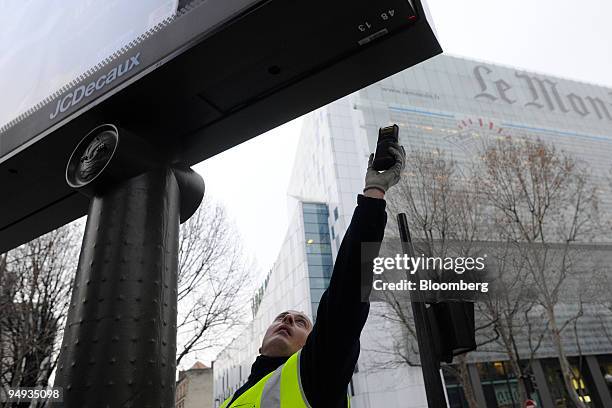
300,145,405,407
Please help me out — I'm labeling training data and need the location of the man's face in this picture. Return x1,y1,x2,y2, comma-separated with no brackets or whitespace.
259,310,312,357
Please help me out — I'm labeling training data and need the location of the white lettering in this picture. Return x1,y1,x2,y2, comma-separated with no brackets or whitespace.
373,258,384,274
106,67,117,83
129,53,141,68
50,99,61,120
409,257,421,274
49,53,142,120
95,75,107,90
60,93,72,113
71,85,86,106
85,82,96,97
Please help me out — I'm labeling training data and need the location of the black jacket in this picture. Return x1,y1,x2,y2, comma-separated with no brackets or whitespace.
227,194,387,407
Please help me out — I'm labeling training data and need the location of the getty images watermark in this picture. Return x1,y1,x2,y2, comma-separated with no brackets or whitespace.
372,254,489,293
360,241,497,303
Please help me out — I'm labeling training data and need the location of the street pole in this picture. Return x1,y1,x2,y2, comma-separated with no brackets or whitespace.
397,213,448,408
53,124,204,407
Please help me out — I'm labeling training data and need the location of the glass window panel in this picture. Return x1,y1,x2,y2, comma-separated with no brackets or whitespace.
304,222,329,234
307,253,333,266
305,232,331,244
307,264,333,278
306,243,332,254
304,212,328,224
303,204,329,214
309,277,330,289
309,288,327,303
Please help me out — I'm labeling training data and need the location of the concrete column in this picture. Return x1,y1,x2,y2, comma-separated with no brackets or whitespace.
467,364,487,408
531,360,555,408
586,355,612,407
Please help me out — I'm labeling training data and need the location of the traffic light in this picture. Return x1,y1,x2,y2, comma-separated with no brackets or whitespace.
427,301,476,364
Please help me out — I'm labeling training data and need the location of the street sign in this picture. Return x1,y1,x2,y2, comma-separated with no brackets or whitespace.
0,0,441,252
524,399,537,408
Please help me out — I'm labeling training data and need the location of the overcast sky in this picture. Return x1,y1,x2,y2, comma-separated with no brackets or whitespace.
196,0,612,286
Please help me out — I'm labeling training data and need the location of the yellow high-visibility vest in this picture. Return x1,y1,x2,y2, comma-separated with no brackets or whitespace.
220,350,350,408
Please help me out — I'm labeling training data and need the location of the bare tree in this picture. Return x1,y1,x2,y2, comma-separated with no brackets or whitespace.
176,197,253,367
478,137,600,408
367,148,497,408
1,196,253,396
474,243,548,403
0,224,80,407
369,139,602,407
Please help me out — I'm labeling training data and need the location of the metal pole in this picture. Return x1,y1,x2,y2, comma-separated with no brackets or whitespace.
397,213,448,408
54,125,204,407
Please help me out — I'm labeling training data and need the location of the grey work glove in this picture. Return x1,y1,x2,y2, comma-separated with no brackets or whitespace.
364,144,406,194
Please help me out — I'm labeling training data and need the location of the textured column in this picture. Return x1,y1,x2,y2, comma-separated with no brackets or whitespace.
54,124,204,407
55,168,180,407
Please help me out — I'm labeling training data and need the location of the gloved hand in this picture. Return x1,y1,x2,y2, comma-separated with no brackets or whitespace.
364,144,406,194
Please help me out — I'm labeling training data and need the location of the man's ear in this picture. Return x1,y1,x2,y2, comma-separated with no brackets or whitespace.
258,346,262,354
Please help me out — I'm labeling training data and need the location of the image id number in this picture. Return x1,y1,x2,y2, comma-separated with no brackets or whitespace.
4,387,63,402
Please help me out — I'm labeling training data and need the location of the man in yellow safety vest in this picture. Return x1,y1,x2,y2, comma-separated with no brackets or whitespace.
221,144,406,407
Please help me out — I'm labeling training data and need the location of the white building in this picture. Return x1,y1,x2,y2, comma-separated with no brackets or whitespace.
176,362,214,408
213,54,612,408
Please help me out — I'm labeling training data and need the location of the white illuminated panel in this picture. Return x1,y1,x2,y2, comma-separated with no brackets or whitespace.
0,1,178,127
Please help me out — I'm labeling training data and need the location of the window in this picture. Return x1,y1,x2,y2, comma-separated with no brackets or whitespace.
303,203,328,214
302,202,333,320
309,288,326,303
304,222,329,234
306,264,332,278
305,243,332,254
306,253,333,266
309,277,329,289
305,232,330,244
303,212,328,224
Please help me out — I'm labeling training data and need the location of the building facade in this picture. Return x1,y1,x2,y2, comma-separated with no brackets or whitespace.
213,203,322,407
176,362,214,408
213,54,612,407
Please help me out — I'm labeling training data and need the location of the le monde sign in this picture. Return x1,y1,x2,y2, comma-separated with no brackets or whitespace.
473,64,612,121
